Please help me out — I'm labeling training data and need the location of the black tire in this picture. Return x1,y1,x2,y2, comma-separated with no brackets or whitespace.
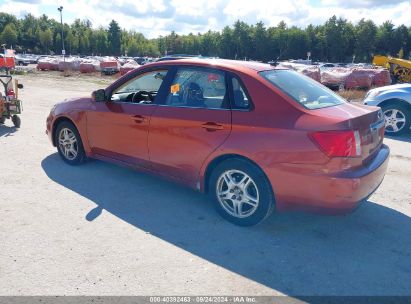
12,115,21,128
54,121,87,165
381,102,411,136
0,116,5,124
208,158,275,226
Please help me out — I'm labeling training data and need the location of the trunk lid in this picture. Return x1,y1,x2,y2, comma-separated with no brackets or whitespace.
311,103,385,162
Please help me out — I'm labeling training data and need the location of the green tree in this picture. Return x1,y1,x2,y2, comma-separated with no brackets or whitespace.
251,22,268,60
0,11,411,63
398,48,404,59
220,26,234,58
200,30,220,57
232,20,252,59
285,26,307,60
323,16,353,62
393,25,409,57
92,27,108,55
19,14,38,51
127,38,139,56
266,22,289,61
108,20,121,56
305,24,323,61
0,24,18,47
355,19,377,62
376,21,395,55
65,30,77,54
39,28,52,53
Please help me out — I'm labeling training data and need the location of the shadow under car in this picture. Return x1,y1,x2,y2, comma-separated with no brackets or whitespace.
41,153,411,296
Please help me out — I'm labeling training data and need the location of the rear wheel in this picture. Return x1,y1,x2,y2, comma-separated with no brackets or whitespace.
209,158,275,226
381,102,411,136
12,115,20,128
55,121,87,165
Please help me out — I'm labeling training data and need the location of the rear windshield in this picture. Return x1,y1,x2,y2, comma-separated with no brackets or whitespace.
259,70,345,109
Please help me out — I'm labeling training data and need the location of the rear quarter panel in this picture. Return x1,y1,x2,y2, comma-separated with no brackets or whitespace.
199,70,331,197
199,70,384,211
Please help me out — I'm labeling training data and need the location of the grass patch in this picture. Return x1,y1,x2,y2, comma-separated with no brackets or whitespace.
338,89,367,102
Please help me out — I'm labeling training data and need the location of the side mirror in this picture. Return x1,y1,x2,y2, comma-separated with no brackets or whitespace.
92,89,106,102
17,84,24,89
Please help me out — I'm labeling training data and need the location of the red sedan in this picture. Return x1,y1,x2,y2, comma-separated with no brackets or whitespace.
46,59,389,226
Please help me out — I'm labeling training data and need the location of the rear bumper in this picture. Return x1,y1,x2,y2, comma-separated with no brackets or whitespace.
271,144,390,214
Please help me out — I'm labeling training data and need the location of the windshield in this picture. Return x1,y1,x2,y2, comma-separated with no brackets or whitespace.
259,70,345,110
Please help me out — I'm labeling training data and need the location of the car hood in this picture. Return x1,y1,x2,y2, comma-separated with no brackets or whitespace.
373,83,411,93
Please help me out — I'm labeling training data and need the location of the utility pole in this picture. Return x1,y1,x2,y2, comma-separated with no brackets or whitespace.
57,6,65,70
1,44,6,68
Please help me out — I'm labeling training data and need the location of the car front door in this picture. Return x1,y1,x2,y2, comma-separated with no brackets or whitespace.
148,66,232,186
86,69,169,168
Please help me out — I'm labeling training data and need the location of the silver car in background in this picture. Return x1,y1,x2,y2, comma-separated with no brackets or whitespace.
364,84,411,136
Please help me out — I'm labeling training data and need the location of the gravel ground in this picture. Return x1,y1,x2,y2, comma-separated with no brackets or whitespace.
1,72,411,297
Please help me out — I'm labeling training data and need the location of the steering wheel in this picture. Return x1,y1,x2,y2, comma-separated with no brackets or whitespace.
132,90,150,103
148,91,157,101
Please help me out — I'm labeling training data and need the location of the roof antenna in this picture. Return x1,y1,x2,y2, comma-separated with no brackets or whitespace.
268,56,280,66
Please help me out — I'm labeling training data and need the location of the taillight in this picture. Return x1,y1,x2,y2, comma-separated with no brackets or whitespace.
7,89,15,98
309,130,362,158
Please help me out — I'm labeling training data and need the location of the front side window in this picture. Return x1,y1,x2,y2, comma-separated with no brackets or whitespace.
111,70,168,103
165,68,228,109
259,69,345,110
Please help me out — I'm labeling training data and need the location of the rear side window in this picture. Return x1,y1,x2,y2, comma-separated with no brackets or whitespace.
231,77,252,110
259,70,345,110
165,68,228,109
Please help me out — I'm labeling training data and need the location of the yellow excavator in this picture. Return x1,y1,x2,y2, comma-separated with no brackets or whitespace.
373,55,411,83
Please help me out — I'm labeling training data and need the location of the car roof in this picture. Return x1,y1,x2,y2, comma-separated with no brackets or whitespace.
144,58,283,74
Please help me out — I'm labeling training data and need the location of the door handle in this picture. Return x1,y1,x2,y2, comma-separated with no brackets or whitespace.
201,122,224,131
133,115,146,123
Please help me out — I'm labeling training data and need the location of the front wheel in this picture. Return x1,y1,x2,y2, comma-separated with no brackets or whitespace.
382,103,411,136
209,158,275,226
55,121,87,165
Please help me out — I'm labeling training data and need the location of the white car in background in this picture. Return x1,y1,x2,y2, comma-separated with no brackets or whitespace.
364,84,411,136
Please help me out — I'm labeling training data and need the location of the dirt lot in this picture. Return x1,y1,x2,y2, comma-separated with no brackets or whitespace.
1,71,411,297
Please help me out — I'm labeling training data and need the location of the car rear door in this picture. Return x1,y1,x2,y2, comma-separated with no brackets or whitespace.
148,66,232,186
86,69,169,168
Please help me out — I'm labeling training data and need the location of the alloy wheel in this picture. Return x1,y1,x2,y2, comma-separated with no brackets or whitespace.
216,169,259,218
58,128,78,160
384,108,406,133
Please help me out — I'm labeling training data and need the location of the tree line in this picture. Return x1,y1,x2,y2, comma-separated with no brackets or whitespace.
0,12,410,63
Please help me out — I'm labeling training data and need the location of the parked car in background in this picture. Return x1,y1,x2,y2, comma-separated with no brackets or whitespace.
364,83,411,135
14,54,31,66
133,57,147,65
156,54,200,62
319,63,336,69
24,54,40,64
46,59,389,226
